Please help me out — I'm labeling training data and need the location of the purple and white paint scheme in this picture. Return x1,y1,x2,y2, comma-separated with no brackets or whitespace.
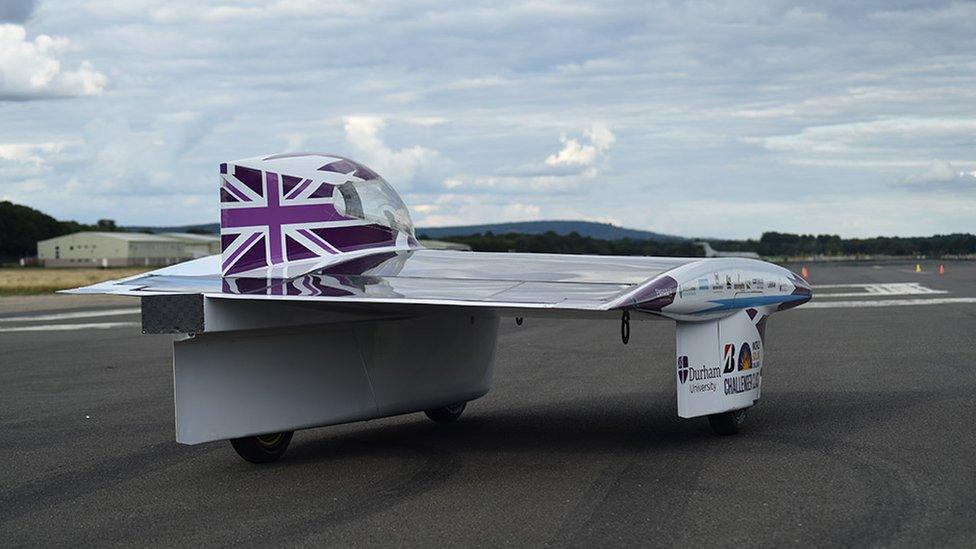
220,153,417,277
68,153,811,464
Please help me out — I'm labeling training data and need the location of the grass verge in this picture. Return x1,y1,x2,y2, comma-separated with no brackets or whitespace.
0,267,151,296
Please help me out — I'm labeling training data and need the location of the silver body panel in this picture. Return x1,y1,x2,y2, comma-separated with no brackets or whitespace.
70,249,698,314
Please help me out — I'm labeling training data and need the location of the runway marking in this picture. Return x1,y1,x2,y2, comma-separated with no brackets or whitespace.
812,282,946,298
803,297,976,309
0,308,140,323
0,321,140,333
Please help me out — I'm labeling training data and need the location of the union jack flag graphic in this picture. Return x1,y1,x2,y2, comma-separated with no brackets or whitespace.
219,157,399,276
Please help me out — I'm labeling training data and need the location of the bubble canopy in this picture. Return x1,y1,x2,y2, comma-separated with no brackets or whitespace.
332,174,415,237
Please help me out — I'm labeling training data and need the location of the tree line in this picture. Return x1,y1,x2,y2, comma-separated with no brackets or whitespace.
710,232,976,257
3,198,973,262
427,230,976,258
427,231,704,256
0,201,117,261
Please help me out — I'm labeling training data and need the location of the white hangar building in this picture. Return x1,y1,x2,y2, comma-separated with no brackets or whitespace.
37,231,220,268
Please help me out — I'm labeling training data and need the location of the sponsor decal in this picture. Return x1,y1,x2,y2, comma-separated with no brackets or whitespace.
698,278,710,291
723,343,736,373
725,371,761,395
677,355,689,384
738,342,753,371
679,357,721,393
767,280,776,289
688,364,722,382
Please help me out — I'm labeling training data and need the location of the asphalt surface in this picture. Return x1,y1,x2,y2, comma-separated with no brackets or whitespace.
2,260,975,547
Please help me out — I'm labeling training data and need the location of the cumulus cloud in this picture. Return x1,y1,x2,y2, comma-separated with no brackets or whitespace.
342,116,445,189
445,123,616,195
4,1,976,232
545,123,615,167
897,159,976,187
0,24,107,100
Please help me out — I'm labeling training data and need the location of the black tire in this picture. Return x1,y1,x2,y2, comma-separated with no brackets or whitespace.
230,431,294,463
708,408,748,436
424,402,466,423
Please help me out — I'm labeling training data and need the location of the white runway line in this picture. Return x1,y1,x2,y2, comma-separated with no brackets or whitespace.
803,297,976,309
0,308,140,323
812,282,946,298
0,321,140,333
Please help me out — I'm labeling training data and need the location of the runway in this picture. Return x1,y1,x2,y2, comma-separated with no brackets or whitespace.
1,260,975,546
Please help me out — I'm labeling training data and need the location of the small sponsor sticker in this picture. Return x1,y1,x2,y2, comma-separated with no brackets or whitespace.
723,343,736,374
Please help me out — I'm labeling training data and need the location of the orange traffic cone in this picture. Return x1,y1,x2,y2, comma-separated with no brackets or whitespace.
801,266,809,279
939,264,945,276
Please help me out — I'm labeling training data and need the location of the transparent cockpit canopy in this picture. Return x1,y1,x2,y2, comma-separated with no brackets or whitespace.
332,176,415,236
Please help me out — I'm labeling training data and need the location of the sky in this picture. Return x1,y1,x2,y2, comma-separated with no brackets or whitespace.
1,0,974,239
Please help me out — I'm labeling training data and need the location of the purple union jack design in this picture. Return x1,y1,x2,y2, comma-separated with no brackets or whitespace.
219,154,409,276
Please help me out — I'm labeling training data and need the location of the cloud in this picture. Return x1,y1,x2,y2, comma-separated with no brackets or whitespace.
4,1,976,234
755,118,976,154
441,173,596,194
0,140,72,165
74,111,211,193
342,116,445,189
897,159,976,188
545,123,615,167
0,0,36,23
444,123,615,195
406,195,544,227
0,24,107,100
749,118,976,174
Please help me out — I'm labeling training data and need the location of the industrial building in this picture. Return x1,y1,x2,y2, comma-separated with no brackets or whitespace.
37,231,220,267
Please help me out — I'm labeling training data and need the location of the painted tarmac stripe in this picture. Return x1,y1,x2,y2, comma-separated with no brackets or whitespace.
814,290,948,298
0,322,140,333
812,282,946,298
0,308,140,323
803,297,976,309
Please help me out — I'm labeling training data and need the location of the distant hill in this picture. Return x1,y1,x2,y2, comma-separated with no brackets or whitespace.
416,221,684,241
124,220,684,241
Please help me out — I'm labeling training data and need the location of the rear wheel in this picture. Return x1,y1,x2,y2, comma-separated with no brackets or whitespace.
708,408,747,436
424,402,466,423
230,431,294,463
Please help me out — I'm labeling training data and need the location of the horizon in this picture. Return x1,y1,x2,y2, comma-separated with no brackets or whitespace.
6,196,972,241
118,216,976,241
2,1,974,239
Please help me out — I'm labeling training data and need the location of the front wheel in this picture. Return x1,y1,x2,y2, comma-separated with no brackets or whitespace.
707,408,747,436
230,431,294,463
424,402,466,423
